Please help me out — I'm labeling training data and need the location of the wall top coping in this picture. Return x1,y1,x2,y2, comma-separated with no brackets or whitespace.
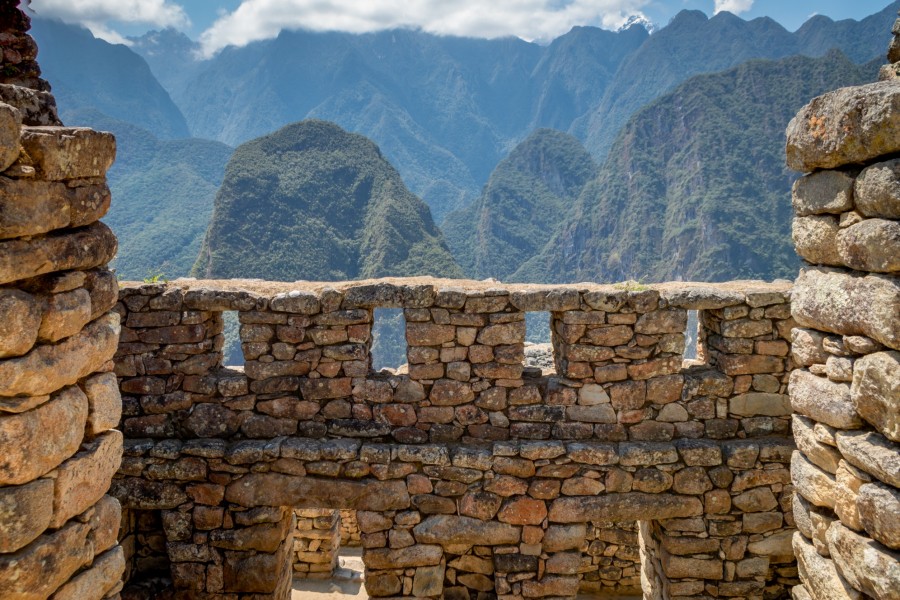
118,277,791,313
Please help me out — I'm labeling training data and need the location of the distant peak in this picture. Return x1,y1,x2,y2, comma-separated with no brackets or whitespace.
618,14,656,34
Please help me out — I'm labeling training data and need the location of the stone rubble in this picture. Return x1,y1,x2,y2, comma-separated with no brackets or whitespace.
785,17,900,600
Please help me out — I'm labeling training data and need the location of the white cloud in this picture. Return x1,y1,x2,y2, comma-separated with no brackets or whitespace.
713,0,754,15
198,0,653,57
28,0,189,44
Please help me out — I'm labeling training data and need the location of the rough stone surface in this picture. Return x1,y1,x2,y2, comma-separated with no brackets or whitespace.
50,430,122,528
836,218,900,273
827,521,900,600
850,351,900,441
792,169,856,216
855,158,900,219
786,80,900,171
857,482,900,549
0,478,53,553
836,430,900,488
793,215,842,265
793,532,862,600
789,369,863,429
19,126,116,181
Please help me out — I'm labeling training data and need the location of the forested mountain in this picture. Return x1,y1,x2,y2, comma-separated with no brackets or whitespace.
30,18,189,138
193,120,461,281
443,129,597,280
518,52,881,284
577,2,900,158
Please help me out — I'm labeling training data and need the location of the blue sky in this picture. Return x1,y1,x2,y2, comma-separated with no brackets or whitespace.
27,0,895,57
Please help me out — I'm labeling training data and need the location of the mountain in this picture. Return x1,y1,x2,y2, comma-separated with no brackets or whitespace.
60,109,232,280
29,18,190,139
133,25,648,220
577,2,899,159
442,129,596,280
518,51,881,285
193,120,461,281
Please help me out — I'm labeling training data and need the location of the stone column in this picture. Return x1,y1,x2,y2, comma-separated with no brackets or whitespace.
0,3,123,599
786,18,900,600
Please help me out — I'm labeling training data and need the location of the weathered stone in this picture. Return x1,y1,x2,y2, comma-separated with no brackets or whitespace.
792,169,856,216
413,515,520,546
827,521,900,600
50,546,125,600
226,474,409,510
857,482,900,549
836,219,900,273
0,521,92,600
793,532,862,600
430,379,474,406
49,429,122,528
730,392,791,417
412,563,445,597
521,575,580,597
793,215,842,265
39,288,92,343
789,369,863,429
733,487,778,513
747,529,794,557
0,289,40,358
299,377,352,401
0,311,119,397
20,126,115,180
366,572,401,596
548,493,701,523
365,544,443,568
851,351,900,441
0,178,110,240
0,102,20,172
0,478,53,553
792,268,900,350
786,80,900,171
110,477,188,509
836,430,900,488
792,451,837,509
793,415,841,474
0,385,87,485
855,158,900,219
660,553,723,580
498,496,547,525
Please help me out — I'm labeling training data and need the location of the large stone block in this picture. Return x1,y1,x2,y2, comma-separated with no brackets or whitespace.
50,546,125,600
548,493,701,523
19,126,115,181
855,158,900,219
789,369,862,430
0,312,120,397
730,392,791,417
827,521,900,600
82,372,121,436
792,415,842,474
786,80,900,171
792,169,856,216
836,219,900,273
0,289,40,358
851,351,900,442
794,532,862,600
792,328,829,367
0,478,53,553
0,521,93,600
0,385,87,485
49,430,122,528
364,544,443,569
0,84,61,127
857,482,900,549
225,473,409,511
0,222,117,286
791,451,836,509
792,267,899,351
413,515,519,546
793,215,842,265
38,288,92,343
836,430,900,488
0,178,110,240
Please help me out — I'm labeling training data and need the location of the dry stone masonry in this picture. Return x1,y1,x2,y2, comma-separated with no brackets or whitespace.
785,16,900,600
111,277,798,600
0,3,124,599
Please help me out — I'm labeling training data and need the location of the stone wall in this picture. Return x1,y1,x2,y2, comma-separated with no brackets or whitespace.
785,19,900,600
111,278,798,600
0,3,124,599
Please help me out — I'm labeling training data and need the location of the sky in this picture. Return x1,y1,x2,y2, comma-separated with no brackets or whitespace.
26,0,894,58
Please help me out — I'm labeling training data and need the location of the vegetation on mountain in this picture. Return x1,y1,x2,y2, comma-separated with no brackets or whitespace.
443,129,596,280
193,120,461,281
519,51,881,284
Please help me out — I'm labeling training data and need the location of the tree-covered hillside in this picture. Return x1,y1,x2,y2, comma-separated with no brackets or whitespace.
520,52,881,284
443,129,597,280
193,120,461,281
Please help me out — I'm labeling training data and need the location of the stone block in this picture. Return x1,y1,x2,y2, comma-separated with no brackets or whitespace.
50,429,122,528
827,521,900,600
20,126,116,180
836,430,900,488
792,169,855,216
786,80,900,171
50,546,125,600
226,473,409,511
0,521,92,599
836,218,900,273
364,544,443,569
413,515,519,546
792,451,837,509
0,178,110,240
851,351,900,442
855,158,900,219
0,478,53,553
548,493,701,523
857,482,900,549
0,102,21,172
39,288,92,343
0,311,119,398
792,415,841,474
793,215,842,265
0,385,87,485
789,369,863,429
793,532,862,600
730,392,791,417
0,289,40,358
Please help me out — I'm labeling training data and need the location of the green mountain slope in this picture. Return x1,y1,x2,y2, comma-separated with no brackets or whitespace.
193,120,461,281
29,19,190,139
61,109,232,280
519,51,880,284
443,129,596,280
578,3,898,159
